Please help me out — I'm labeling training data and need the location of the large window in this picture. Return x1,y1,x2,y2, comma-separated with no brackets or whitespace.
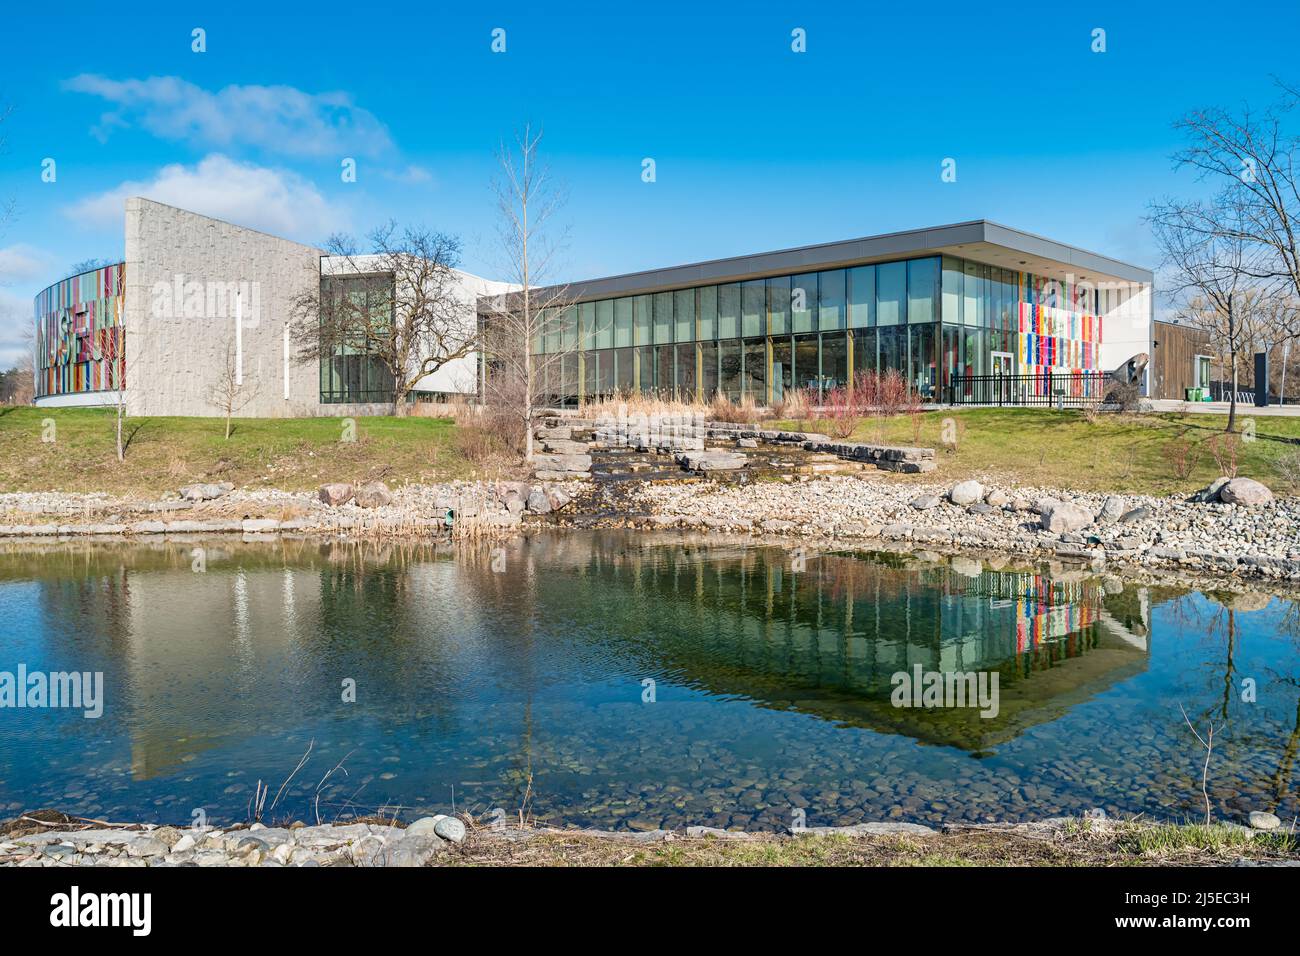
742,280,766,338
718,284,741,340
319,274,397,404
821,331,849,391
848,265,875,328
614,298,633,348
653,292,673,344
792,274,816,333
907,258,938,325
771,335,793,402
768,276,791,335
675,288,695,342
698,286,718,340
519,251,1085,403
818,270,845,331
719,339,742,400
594,300,614,349
743,338,766,400
877,261,905,326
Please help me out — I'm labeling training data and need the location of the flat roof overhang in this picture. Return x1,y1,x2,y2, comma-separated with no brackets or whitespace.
479,220,1153,312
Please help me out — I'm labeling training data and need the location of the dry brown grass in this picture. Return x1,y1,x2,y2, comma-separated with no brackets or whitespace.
431,820,1298,867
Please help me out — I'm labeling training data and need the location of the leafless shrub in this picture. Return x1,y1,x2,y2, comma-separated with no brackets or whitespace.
1277,448,1300,492
709,393,761,424
772,388,808,421
1164,429,1203,480
815,385,860,438
1204,432,1240,477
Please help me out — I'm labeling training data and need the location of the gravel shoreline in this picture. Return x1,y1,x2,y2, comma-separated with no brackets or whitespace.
599,473,1300,583
2,467,1299,584
5,813,1292,867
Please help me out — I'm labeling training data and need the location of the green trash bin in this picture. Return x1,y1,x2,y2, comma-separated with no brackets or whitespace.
1185,387,1198,402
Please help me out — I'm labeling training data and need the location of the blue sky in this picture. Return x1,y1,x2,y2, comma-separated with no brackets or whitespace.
1,0,1298,364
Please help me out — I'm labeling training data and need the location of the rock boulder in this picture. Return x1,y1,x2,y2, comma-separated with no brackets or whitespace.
1219,477,1274,506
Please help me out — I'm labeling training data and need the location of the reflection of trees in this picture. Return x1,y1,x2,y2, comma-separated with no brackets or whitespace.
1163,589,1300,813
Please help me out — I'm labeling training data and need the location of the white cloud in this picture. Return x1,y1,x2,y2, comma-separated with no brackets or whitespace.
0,244,55,284
0,286,32,369
64,74,393,158
382,164,434,184
66,154,347,241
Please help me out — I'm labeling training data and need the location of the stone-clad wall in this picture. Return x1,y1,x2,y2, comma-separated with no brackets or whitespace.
123,198,324,417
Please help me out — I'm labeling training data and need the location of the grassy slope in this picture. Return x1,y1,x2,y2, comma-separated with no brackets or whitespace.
0,406,475,497
787,408,1300,496
3,405,1298,498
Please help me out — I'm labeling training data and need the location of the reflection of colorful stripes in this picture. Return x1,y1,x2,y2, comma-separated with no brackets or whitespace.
34,263,126,397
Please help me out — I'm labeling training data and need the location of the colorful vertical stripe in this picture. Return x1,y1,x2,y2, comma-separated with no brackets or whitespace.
34,263,126,398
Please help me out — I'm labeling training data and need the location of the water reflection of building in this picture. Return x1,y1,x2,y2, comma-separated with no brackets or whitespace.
562,540,1151,752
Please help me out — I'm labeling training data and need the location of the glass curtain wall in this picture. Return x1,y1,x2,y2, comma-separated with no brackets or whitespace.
529,254,1098,405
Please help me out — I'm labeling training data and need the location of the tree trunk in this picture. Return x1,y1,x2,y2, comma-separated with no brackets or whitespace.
225,409,232,440
1227,352,1238,433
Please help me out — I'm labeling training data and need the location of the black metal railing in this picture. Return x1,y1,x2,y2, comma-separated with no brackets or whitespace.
946,372,1108,407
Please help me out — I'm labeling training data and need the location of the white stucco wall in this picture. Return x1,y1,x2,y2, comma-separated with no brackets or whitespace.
1099,281,1154,377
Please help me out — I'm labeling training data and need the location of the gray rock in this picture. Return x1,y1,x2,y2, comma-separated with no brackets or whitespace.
1118,506,1150,524
910,494,941,511
1032,497,1062,516
532,453,592,474
1041,502,1092,534
318,483,355,506
1247,811,1281,830
1194,476,1233,502
378,835,448,867
1098,496,1127,523
526,488,551,514
949,480,984,506
967,502,993,515
354,481,394,508
1219,477,1274,506
433,817,467,844
985,489,1010,508
179,482,233,502
544,487,572,511
405,816,447,838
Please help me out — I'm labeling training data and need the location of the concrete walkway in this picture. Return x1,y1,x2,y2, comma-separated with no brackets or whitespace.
1147,399,1300,417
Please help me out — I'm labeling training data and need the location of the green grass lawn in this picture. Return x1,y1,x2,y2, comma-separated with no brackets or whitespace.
0,406,477,497
785,407,1300,496
4,405,1299,499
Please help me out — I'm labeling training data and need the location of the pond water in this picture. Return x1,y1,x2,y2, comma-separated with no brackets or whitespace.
1,533,1297,831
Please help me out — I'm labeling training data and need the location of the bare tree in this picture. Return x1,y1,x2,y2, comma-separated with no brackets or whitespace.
1149,200,1270,432
209,340,259,438
107,308,128,462
479,124,573,461
288,223,475,416
1168,81,1300,305
69,257,113,275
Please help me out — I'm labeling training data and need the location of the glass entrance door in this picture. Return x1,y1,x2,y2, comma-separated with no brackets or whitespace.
991,351,1014,404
